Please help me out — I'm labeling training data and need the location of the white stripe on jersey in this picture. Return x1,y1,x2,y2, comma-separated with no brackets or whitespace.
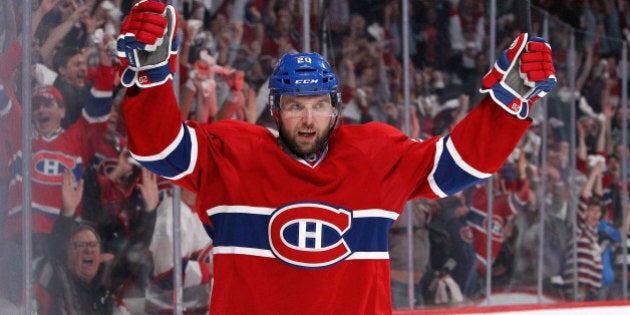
8,202,61,216
213,246,391,260
207,205,275,216
167,125,199,180
132,124,185,161
82,108,110,123
428,137,447,198
445,136,492,179
347,251,390,260
0,100,11,116
213,246,275,258
352,209,399,220
130,125,199,180
207,205,398,219
427,136,492,198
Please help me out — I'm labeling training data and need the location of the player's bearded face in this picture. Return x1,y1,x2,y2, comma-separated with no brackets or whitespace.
278,94,336,156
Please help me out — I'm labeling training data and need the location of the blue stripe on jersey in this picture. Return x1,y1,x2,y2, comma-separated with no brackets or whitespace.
207,212,394,253
466,207,486,229
208,212,271,249
508,193,526,213
345,216,393,252
84,89,112,119
137,125,194,178
431,135,489,196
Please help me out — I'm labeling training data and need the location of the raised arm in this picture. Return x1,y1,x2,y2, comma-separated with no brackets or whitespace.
581,159,605,201
107,167,158,291
437,33,557,191
49,169,84,261
118,1,201,193
40,2,93,68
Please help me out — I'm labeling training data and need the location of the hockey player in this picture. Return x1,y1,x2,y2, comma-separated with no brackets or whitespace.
117,1,556,313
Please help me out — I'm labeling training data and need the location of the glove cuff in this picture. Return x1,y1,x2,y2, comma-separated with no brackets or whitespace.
121,62,174,88
480,84,529,119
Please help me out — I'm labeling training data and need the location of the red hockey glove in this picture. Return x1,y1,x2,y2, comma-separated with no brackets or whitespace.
480,33,556,119
116,0,179,88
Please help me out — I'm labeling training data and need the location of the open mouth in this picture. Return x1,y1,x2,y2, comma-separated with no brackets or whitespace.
298,131,316,139
37,116,51,124
82,258,95,267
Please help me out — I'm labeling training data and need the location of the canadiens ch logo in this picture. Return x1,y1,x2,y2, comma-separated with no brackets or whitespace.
460,226,473,243
93,154,119,176
483,216,505,242
31,151,81,185
269,202,352,268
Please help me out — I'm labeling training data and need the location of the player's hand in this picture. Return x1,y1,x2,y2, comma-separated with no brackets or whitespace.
480,33,556,119
116,0,179,88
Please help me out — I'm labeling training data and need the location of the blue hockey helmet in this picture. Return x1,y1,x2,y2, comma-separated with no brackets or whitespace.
269,52,341,113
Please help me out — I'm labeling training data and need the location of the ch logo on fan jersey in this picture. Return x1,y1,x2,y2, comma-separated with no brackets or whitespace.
460,225,473,243
93,154,119,176
483,216,505,242
32,151,81,185
269,202,352,268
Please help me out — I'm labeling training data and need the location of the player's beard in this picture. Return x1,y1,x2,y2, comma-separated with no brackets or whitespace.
278,120,333,157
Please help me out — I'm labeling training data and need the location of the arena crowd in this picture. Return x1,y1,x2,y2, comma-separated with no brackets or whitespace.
1,0,630,313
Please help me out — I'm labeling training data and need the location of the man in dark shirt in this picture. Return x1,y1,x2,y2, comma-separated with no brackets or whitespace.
53,46,92,128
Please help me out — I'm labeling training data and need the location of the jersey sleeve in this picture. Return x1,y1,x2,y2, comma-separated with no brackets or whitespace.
0,84,22,180
422,95,531,197
123,82,204,192
361,95,532,202
84,63,117,121
65,72,115,169
0,40,22,84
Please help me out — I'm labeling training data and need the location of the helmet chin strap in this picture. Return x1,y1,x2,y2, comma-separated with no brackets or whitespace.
329,110,339,133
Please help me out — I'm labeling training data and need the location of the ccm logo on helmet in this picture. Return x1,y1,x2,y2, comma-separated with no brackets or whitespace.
269,202,352,268
295,79,319,84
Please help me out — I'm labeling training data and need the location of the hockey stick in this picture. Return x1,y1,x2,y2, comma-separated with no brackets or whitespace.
519,0,532,35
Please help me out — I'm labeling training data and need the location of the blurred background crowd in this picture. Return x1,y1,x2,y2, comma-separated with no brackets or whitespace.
2,0,630,313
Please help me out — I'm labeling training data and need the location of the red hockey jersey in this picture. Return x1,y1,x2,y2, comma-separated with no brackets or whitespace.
123,82,531,314
3,86,113,237
467,179,530,274
0,40,23,182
